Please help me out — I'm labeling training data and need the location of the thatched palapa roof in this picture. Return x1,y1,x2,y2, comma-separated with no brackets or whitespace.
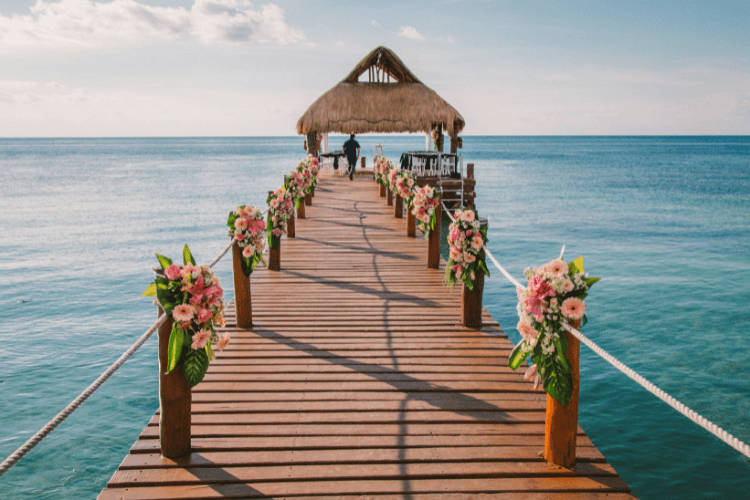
296,46,465,136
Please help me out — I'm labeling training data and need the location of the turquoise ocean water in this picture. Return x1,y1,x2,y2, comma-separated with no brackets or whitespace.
1,136,748,499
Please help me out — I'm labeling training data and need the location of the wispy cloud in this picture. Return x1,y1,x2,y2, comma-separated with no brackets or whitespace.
0,0,304,50
371,19,383,29
398,26,425,41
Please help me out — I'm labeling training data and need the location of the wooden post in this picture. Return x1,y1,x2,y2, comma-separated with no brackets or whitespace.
297,198,305,219
311,186,315,198
461,248,485,328
379,183,386,197
267,191,280,271
465,163,475,207
387,187,393,206
427,205,442,269
395,193,403,218
407,208,416,237
361,157,366,170
157,308,191,458
545,318,581,468
232,242,252,328
305,192,312,206
287,210,295,238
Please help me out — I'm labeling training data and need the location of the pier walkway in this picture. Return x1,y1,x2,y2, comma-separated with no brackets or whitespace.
99,175,636,499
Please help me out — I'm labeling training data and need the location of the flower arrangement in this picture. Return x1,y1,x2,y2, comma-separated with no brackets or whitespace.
444,208,490,291
394,170,416,208
387,167,400,196
142,245,228,387
285,170,306,209
305,157,319,191
411,184,441,238
374,155,393,186
227,205,267,276
508,256,600,405
266,187,293,248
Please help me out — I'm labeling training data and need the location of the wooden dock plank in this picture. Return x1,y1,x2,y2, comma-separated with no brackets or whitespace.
99,175,635,499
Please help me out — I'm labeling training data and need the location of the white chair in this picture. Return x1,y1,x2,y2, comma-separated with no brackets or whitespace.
411,156,426,176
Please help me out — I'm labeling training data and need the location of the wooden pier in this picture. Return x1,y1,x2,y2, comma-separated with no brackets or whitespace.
99,175,637,499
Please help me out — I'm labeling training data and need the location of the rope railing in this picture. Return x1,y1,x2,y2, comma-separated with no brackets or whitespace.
438,200,750,460
0,231,245,478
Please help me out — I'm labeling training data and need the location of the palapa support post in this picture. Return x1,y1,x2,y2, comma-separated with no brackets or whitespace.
297,198,306,219
427,205,442,269
287,210,295,238
545,318,581,468
305,192,312,206
395,193,403,218
379,183,386,197
461,248,485,328
387,187,393,206
465,163,475,208
407,208,416,237
361,157,366,170
157,307,191,459
231,242,253,328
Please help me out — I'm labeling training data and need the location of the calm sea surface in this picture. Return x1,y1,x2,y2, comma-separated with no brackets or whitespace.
1,136,748,499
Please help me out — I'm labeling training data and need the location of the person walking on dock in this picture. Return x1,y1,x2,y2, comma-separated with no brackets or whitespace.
343,133,360,180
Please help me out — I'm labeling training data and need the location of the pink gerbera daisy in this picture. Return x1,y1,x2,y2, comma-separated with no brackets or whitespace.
191,329,211,350
172,304,195,322
561,297,586,320
217,333,230,351
547,259,568,276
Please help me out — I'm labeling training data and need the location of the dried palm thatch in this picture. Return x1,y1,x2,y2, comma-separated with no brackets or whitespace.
296,46,465,136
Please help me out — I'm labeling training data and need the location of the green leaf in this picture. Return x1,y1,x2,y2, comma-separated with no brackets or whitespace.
227,211,238,229
537,346,573,406
182,348,210,387
183,244,196,266
167,327,186,372
584,276,600,287
508,341,530,370
478,257,491,277
568,255,584,275
205,344,216,362
581,314,588,328
141,282,157,297
155,253,172,271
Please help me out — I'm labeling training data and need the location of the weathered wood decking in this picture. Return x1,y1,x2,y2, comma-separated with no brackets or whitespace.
100,175,636,499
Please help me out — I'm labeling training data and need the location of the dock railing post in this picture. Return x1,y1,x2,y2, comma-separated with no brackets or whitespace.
407,205,416,237
287,210,295,238
460,219,487,328
361,156,366,170
387,185,393,206
232,242,253,328
545,318,581,468
305,192,312,206
157,305,191,458
268,190,281,271
297,196,306,219
427,204,442,269
380,183,386,197
395,193,403,218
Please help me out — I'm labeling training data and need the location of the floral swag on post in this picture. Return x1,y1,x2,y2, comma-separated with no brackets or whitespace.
374,155,393,186
142,245,228,387
412,184,440,239
303,157,319,191
444,208,490,291
508,256,600,405
394,170,416,208
266,187,293,249
227,205,267,276
285,169,307,210
387,167,401,197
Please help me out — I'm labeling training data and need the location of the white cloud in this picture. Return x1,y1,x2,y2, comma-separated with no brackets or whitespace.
371,19,382,29
0,0,304,50
397,26,425,41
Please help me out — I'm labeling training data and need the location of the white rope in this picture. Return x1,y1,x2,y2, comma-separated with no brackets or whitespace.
0,236,239,477
481,243,750,460
0,315,167,477
562,322,750,460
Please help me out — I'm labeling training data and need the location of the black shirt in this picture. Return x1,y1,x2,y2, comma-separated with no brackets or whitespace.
343,138,360,159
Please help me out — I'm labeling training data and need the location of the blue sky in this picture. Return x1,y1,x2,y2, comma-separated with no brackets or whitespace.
0,0,748,136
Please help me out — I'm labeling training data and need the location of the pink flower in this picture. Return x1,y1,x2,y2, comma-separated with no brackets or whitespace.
517,321,539,342
217,333,230,351
523,295,544,321
234,231,245,241
528,275,555,298
273,228,282,237
449,248,461,261
172,304,195,322
235,218,248,230
164,264,181,281
547,259,568,276
197,308,212,323
242,245,255,258
524,364,538,381
561,297,586,320
562,279,575,293
249,219,266,235
191,329,211,350
452,264,463,276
